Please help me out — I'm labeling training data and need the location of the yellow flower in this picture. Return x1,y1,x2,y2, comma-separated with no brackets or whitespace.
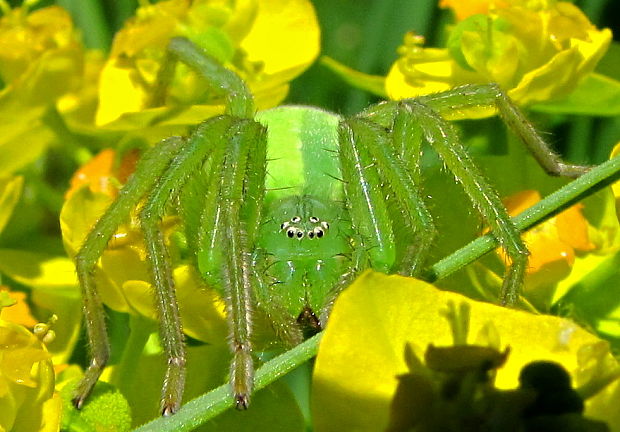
96,0,320,128
313,271,620,431
0,298,61,432
440,0,508,21
0,2,99,173
387,1,612,108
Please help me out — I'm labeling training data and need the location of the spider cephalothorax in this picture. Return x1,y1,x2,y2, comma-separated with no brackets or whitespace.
71,37,588,415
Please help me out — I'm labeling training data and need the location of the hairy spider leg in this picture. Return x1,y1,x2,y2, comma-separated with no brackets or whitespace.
340,116,437,277
417,84,590,178
141,37,264,413
72,136,184,410
315,107,435,321
139,117,243,415
361,84,589,305
416,101,529,306
73,36,258,415
157,37,254,119
198,120,268,410
182,120,268,412
363,98,529,306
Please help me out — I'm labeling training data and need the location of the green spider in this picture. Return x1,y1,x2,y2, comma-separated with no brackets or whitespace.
71,37,588,416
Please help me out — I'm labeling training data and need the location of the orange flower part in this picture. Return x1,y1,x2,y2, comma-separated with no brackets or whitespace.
0,286,38,328
501,190,594,275
65,148,140,199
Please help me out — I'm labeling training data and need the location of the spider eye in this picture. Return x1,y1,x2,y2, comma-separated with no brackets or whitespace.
308,231,315,239
296,231,304,239
309,216,319,223
315,227,324,238
287,228,296,238
321,221,329,230
280,221,290,230
291,216,301,223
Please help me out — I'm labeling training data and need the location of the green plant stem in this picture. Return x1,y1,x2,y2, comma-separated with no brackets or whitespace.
133,333,322,432
108,315,154,391
132,155,620,432
57,0,111,51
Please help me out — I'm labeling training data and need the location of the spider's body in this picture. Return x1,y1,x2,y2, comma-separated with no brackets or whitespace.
200,106,354,336
71,38,588,416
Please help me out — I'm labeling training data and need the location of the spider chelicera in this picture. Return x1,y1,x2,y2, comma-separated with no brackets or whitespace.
71,37,588,415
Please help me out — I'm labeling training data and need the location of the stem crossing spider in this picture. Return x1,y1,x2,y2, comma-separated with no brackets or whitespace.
71,37,588,416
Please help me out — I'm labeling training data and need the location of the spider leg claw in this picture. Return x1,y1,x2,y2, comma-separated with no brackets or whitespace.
235,394,250,410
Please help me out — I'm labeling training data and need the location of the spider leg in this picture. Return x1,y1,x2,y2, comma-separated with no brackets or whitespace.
318,233,369,324
337,120,395,274
187,118,268,409
417,84,589,178
340,113,437,277
155,37,254,119
159,36,269,409
404,100,528,306
213,120,268,409
72,136,184,409
137,117,238,415
250,248,304,347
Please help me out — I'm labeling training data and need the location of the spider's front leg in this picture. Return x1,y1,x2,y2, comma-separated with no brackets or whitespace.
163,38,269,410
339,110,437,277
360,84,590,306
417,84,590,178
73,37,261,415
72,136,184,410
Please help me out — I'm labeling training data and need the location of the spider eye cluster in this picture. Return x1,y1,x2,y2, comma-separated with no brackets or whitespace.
280,216,329,240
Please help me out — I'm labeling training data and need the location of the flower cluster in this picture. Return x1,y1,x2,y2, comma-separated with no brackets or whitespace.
0,290,61,432
387,0,612,107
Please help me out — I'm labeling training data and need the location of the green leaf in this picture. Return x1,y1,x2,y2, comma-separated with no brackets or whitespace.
320,56,386,98
595,41,620,82
530,73,620,116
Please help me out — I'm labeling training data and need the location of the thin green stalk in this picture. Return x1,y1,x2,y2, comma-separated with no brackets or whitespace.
57,0,111,51
108,315,155,391
132,156,620,431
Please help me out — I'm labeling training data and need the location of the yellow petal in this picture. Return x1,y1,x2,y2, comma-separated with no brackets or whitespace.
240,0,320,83
96,58,151,126
313,271,620,431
